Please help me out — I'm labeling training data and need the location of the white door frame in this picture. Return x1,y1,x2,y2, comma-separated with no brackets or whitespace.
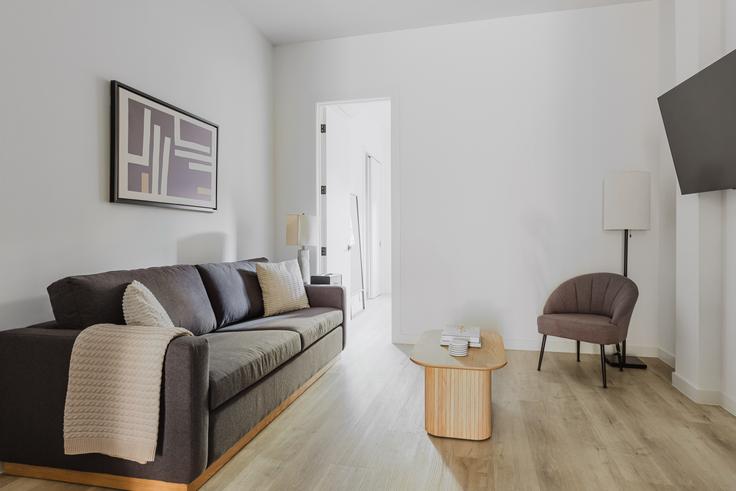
315,96,401,340
315,97,390,276
317,105,328,275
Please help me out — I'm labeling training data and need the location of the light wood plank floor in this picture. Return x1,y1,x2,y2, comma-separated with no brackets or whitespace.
2,295,735,490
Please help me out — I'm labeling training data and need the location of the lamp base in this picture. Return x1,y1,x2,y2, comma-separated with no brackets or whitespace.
605,353,647,369
297,248,310,284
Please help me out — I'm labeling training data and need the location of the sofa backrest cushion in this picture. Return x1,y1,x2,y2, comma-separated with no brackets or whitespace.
47,265,217,335
196,258,268,328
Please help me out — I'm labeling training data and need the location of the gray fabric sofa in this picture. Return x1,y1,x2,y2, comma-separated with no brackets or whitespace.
0,258,347,487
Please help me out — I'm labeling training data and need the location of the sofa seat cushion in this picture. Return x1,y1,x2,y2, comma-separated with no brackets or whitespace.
196,258,268,328
217,307,343,350
537,313,620,345
47,265,217,335
205,330,301,410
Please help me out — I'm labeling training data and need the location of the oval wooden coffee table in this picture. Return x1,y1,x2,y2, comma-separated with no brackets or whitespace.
410,329,507,440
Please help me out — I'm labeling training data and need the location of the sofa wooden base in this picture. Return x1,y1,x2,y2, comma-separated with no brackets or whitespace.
2,463,187,490
2,355,339,491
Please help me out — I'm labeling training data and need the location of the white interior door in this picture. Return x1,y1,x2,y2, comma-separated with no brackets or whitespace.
366,155,382,298
321,106,351,291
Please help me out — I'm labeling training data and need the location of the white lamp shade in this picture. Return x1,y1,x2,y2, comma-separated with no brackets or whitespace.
603,171,651,231
286,214,318,246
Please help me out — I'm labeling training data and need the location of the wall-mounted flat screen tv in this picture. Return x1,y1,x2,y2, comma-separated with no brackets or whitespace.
658,49,736,195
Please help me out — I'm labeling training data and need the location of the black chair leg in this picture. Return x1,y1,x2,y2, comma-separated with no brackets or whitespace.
600,345,607,388
576,340,580,362
537,335,547,371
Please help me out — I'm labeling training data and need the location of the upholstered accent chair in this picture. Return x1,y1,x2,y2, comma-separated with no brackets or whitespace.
536,273,639,388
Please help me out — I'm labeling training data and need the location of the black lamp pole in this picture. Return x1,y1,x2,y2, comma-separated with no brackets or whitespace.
605,229,647,369
623,228,628,277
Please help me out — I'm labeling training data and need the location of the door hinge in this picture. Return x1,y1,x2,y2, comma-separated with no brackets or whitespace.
321,247,327,256
321,185,327,195
320,124,326,133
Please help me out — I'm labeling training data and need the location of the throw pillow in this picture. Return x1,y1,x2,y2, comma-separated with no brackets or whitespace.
122,280,175,327
256,260,310,316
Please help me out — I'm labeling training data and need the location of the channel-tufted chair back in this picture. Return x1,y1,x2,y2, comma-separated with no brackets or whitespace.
543,273,638,335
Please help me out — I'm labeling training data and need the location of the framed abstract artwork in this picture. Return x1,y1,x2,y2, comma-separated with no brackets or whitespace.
111,81,218,211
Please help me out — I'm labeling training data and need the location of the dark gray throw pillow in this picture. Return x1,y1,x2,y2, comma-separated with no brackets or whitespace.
47,264,217,335
196,258,268,328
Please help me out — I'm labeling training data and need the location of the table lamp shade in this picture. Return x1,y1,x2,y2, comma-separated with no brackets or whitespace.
603,171,651,231
286,214,318,246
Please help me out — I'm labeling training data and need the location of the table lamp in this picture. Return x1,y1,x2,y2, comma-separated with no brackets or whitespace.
286,213,318,283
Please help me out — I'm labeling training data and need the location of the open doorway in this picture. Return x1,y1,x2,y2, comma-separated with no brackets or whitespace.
317,99,391,320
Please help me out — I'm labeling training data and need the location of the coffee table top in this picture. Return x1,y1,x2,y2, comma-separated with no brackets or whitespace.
410,329,507,371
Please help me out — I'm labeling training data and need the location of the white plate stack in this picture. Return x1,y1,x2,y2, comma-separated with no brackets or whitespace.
448,338,469,357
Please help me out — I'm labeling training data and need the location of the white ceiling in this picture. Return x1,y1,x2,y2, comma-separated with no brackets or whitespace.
236,0,643,45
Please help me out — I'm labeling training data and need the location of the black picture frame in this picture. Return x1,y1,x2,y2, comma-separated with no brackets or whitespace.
110,80,219,212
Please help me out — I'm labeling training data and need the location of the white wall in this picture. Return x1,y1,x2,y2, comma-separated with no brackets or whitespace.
661,0,736,415
723,186,736,412
720,0,736,415
340,101,391,297
656,0,677,367
0,0,274,330
669,0,716,394
274,2,662,351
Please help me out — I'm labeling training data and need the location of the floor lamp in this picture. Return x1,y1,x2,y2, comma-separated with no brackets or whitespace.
286,213,318,284
603,171,651,369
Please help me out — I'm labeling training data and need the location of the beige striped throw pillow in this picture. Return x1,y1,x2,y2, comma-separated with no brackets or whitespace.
256,260,310,316
122,280,175,328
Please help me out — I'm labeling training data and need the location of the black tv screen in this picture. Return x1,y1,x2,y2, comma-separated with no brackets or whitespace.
658,49,736,195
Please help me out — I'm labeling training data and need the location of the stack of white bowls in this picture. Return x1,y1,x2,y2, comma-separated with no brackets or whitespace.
448,338,469,357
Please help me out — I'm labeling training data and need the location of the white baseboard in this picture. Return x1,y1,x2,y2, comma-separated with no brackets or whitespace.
671,372,736,416
393,331,661,358
671,372,723,405
503,337,660,358
657,347,676,368
722,392,736,417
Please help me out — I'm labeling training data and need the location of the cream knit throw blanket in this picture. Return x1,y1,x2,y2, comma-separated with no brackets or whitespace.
64,323,191,464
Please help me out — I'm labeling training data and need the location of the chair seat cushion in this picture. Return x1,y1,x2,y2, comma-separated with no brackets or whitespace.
205,330,301,410
537,313,621,345
217,307,343,350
